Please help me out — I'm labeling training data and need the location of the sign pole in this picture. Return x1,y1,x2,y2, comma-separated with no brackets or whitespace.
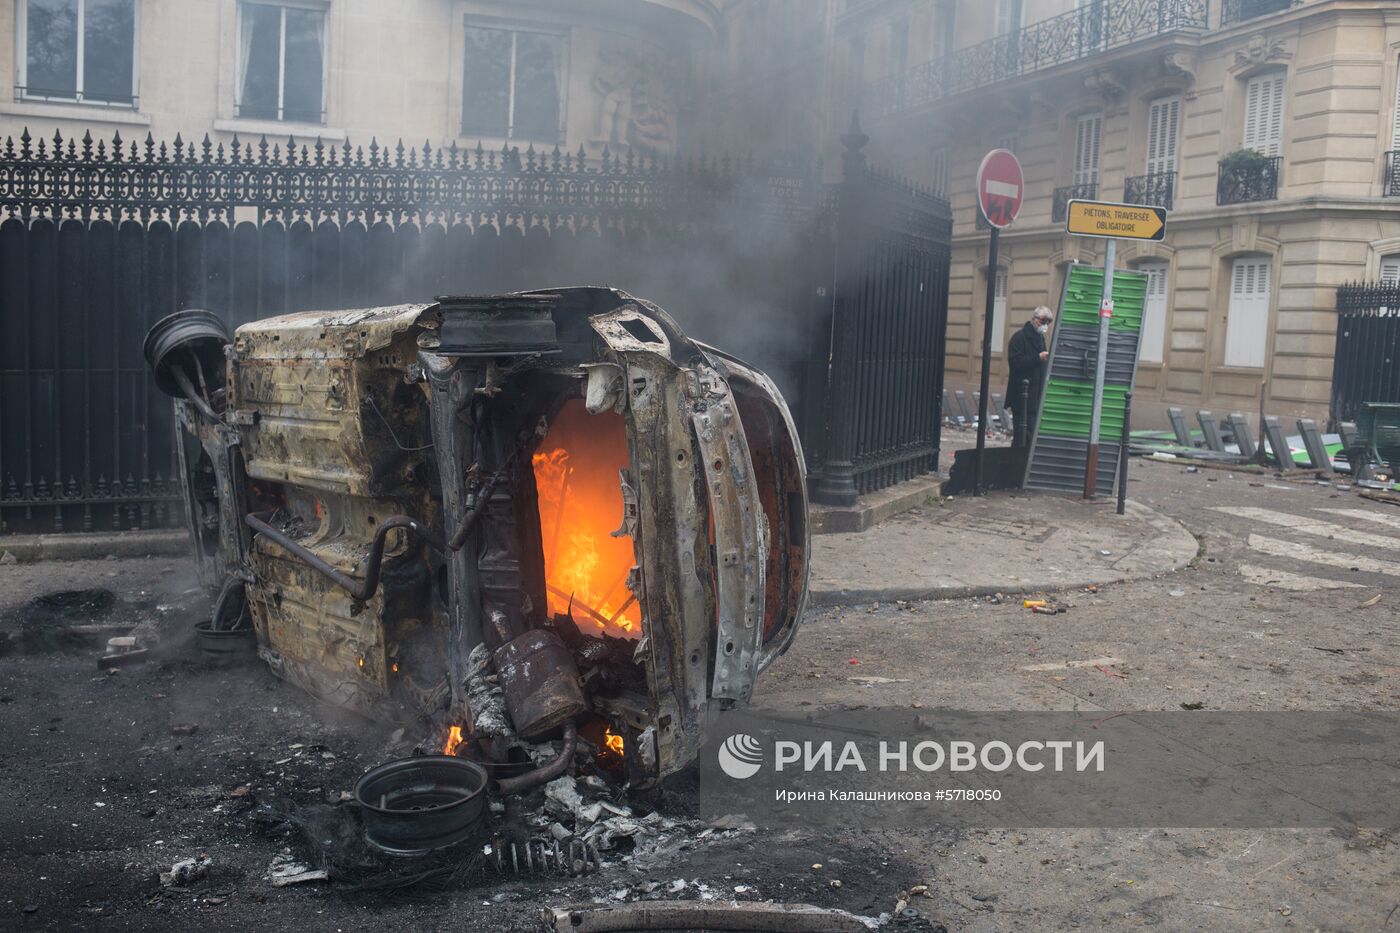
974,224,999,497
1084,238,1116,498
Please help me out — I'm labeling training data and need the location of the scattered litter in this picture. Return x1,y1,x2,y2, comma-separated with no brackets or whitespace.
1099,550,1113,556
170,723,199,736
1310,646,1346,655
1185,466,1198,473
1168,588,1186,597
0,551,16,565
848,658,859,665
1094,664,1127,679
1031,605,1063,616
266,850,328,887
1357,593,1383,609
1180,702,1206,711
849,676,911,685
159,855,211,887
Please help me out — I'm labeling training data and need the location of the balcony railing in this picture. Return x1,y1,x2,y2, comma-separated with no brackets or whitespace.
1216,155,1282,205
864,0,1209,119
1386,152,1400,198
1053,183,1098,222
1220,0,1300,27
1123,171,1176,210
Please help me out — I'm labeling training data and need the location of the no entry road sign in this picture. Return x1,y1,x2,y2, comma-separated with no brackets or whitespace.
976,149,1023,229
1065,199,1167,241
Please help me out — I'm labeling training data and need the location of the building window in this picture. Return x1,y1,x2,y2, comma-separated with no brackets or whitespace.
991,267,1009,354
1242,71,1285,157
930,146,949,195
1146,96,1180,174
995,0,1021,35
1391,57,1400,151
18,0,137,106
888,17,909,79
1382,255,1400,286
237,2,326,124
1225,256,1272,368
1073,113,1102,187
1138,261,1169,363
462,24,564,142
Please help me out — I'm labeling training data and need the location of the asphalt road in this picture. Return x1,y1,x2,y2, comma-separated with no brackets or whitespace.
2,456,1398,931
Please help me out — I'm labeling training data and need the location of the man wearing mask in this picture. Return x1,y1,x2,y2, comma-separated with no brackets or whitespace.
1005,306,1054,447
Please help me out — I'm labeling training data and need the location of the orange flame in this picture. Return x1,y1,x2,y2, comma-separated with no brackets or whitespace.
533,401,640,639
603,726,625,758
443,725,464,757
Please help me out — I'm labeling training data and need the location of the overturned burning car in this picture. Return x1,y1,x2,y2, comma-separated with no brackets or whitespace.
144,287,808,799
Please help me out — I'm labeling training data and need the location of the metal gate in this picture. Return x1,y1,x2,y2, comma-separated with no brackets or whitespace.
1331,283,1400,427
0,128,950,532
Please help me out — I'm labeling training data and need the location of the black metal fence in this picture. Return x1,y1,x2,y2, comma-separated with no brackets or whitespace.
0,127,951,531
1331,283,1400,427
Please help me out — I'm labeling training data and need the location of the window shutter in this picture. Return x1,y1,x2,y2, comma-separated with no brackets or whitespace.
1075,113,1102,187
1147,97,1180,175
1381,256,1400,286
991,268,1008,354
1392,57,1400,151
1138,261,1169,363
1225,257,1271,368
1244,73,1285,157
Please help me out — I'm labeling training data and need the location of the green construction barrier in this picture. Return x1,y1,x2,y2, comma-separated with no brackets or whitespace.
1038,379,1130,439
1058,266,1147,333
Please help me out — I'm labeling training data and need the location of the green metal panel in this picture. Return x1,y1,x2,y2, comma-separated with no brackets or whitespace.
1038,380,1129,439
1057,266,1147,333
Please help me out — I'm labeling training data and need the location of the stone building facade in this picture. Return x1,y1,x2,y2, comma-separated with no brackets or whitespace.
1,0,716,157
849,0,1400,423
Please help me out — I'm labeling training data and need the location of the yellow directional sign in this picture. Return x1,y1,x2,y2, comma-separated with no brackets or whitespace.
1065,199,1167,241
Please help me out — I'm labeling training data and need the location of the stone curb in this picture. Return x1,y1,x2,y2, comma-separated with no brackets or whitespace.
808,499,1200,606
0,530,188,563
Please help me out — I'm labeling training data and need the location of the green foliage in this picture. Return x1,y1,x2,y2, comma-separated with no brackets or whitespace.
1220,148,1272,173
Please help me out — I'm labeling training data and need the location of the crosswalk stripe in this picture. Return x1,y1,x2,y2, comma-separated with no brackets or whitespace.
1315,508,1400,532
1247,534,1400,578
1238,563,1363,591
1213,506,1400,552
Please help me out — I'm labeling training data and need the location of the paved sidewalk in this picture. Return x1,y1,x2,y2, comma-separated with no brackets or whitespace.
808,491,1199,605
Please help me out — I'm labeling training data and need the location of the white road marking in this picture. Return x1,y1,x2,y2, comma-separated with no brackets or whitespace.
984,180,1021,198
1020,656,1122,673
1316,508,1400,532
1238,563,1363,591
1213,506,1400,552
1246,535,1400,578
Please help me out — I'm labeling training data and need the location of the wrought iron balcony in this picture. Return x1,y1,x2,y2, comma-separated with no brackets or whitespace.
1386,151,1400,198
863,0,1208,120
1216,155,1282,205
1123,171,1175,210
1053,183,1098,223
1220,0,1299,27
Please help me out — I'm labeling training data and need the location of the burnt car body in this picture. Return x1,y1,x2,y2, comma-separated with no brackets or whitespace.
146,287,808,784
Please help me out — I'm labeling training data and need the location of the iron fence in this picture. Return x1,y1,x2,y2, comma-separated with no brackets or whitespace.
1217,155,1281,205
1385,151,1400,198
863,0,1208,119
1053,183,1098,222
0,127,950,530
1123,171,1175,209
1331,283,1400,426
1220,0,1299,27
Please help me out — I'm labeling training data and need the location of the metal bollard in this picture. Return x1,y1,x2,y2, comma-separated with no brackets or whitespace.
1014,378,1030,448
1117,392,1132,516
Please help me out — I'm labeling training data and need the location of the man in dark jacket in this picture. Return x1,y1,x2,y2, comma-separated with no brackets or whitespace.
1005,306,1054,447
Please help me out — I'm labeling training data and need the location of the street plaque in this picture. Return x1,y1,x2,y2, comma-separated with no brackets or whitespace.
1065,199,1167,241
976,149,1024,229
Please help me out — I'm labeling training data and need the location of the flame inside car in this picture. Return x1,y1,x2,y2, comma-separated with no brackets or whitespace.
532,401,639,639
145,288,809,786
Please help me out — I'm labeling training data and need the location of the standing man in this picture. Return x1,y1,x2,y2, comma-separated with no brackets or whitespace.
1006,306,1053,447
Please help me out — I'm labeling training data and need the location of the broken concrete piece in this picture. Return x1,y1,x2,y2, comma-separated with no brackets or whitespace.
159,855,211,887
544,776,584,818
267,851,328,887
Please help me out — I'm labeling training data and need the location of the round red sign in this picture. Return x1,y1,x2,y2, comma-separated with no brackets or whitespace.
976,149,1024,230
